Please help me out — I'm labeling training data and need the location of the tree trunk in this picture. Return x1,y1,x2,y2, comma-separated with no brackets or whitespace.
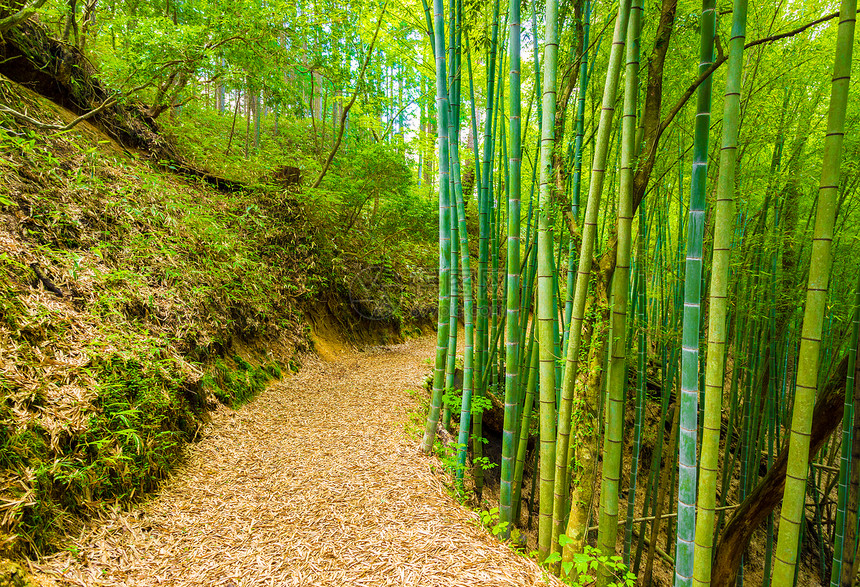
631,0,677,213
62,0,78,43
79,0,97,51
712,355,850,587
550,0,584,196
225,91,241,156
310,3,387,189
244,82,251,159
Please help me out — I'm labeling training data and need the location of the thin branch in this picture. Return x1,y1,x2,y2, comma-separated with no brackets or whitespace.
0,82,149,133
379,89,433,142
0,96,115,131
647,11,840,164
311,1,388,190
55,96,119,130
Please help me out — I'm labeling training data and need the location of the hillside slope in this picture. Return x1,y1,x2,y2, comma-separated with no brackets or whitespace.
0,74,432,562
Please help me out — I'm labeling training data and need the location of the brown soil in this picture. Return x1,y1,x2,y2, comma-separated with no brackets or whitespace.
30,335,558,586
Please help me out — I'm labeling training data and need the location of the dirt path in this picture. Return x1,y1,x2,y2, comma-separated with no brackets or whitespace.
34,337,555,587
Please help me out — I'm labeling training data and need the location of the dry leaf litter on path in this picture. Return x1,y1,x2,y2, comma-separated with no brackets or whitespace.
34,336,559,587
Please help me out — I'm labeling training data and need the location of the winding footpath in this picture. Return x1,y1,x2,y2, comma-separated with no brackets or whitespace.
34,336,555,586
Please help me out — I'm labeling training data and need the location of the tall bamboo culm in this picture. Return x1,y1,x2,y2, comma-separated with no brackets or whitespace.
674,0,716,584
499,0,521,533
595,0,642,575
535,0,559,560
691,0,746,583
419,0,452,454
559,0,631,560
772,0,856,581
831,278,859,586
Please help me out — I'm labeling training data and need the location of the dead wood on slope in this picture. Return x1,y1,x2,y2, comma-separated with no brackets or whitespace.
0,19,245,194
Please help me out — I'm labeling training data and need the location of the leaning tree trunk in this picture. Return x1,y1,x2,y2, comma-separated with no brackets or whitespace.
0,19,179,160
711,355,850,587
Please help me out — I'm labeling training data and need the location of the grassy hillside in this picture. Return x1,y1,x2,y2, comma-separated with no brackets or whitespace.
0,74,435,557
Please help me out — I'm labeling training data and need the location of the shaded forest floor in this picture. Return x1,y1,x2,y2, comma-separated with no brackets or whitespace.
29,335,557,587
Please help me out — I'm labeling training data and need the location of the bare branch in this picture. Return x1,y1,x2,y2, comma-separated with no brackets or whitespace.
0,84,148,133
651,11,840,159
311,1,388,190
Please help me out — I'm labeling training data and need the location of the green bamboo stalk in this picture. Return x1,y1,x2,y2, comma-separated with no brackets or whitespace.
419,0,452,454
446,0,456,119
421,0,435,58
551,241,563,402
842,316,860,586
624,192,648,565
514,323,539,524
491,93,505,393
675,0,716,583
499,0,522,533
714,280,742,538
763,354,776,587
832,281,860,585
635,194,672,576
477,0,500,397
561,0,591,386
469,37,489,408
536,0,559,559
459,20,488,502
763,206,783,587
773,0,857,580
644,388,681,586
443,199,459,431
596,0,642,571
691,0,746,582
810,462,828,583
560,0,632,560
449,22,478,497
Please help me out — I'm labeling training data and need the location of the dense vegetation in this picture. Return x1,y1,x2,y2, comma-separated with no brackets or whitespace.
413,0,860,586
0,0,858,585
0,0,435,562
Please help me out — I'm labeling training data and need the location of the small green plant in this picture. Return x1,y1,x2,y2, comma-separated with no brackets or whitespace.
542,536,636,587
470,394,492,415
440,441,467,477
441,386,462,413
469,435,497,472
479,507,509,537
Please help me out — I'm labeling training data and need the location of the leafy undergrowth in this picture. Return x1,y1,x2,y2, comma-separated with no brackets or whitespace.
162,103,441,291
0,76,368,557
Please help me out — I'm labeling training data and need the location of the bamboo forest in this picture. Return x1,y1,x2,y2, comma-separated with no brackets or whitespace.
0,0,857,584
